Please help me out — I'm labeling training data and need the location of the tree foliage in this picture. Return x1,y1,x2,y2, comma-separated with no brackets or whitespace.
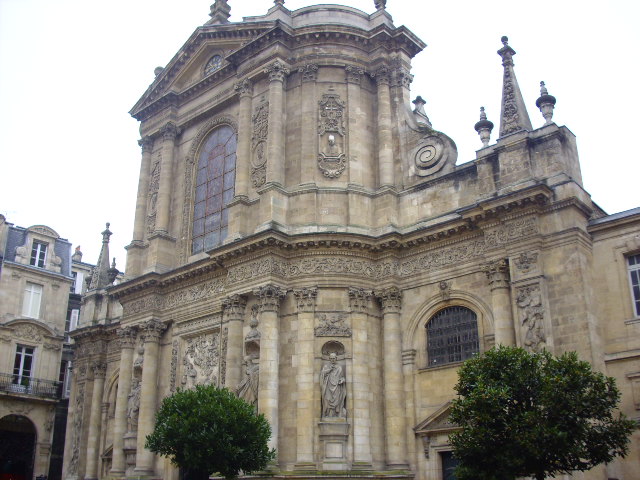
146,385,275,479
449,346,636,480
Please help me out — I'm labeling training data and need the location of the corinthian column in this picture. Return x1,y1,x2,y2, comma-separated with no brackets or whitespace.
132,136,154,243
264,61,289,186
293,287,318,469
134,320,166,476
485,259,515,346
110,327,137,476
223,294,247,391
84,361,107,480
155,122,179,234
375,287,408,469
234,79,253,198
348,287,373,468
374,66,394,187
253,285,286,453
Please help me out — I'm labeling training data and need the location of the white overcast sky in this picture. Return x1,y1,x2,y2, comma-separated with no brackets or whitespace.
0,0,638,267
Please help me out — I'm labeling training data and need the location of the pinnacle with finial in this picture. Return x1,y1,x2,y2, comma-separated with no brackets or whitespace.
474,107,494,147
497,36,532,137
536,81,557,126
374,0,387,10
208,0,231,24
90,222,115,290
274,0,285,5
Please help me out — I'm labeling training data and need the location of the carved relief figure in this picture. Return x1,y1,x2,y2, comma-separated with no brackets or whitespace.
182,332,220,387
320,353,346,418
127,377,141,431
516,286,546,352
235,360,259,410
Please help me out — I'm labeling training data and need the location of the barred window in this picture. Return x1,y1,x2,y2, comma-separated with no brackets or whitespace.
426,306,479,367
628,254,640,317
192,125,237,254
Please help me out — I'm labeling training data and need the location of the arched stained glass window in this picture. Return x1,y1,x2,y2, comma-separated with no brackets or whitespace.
426,306,479,367
192,125,236,254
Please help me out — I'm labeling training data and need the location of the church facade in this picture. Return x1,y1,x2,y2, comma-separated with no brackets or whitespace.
63,1,640,480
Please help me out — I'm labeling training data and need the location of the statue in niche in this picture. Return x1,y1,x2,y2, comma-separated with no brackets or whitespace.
127,377,141,431
320,352,346,418
236,359,259,410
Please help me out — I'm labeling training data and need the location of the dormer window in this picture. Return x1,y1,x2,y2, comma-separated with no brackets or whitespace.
204,54,223,76
30,241,47,268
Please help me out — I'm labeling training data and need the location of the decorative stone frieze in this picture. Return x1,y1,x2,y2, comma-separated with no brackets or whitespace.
315,313,351,337
13,324,44,342
253,284,286,313
348,287,372,313
375,287,402,313
293,287,318,313
484,259,510,290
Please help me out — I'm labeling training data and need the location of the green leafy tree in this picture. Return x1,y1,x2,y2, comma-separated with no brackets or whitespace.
146,385,275,480
449,346,636,480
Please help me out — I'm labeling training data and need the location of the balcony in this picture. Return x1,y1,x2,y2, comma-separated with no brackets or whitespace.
0,373,63,400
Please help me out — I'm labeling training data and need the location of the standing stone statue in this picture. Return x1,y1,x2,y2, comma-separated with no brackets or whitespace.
127,377,141,431
236,361,259,409
320,352,346,417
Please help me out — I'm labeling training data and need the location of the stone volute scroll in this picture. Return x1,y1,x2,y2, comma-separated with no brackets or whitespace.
318,90,347,178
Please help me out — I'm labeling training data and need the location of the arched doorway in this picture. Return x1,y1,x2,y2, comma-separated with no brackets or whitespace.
0,414,36,480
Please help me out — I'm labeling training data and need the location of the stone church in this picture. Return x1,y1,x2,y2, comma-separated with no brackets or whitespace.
63,1,640,479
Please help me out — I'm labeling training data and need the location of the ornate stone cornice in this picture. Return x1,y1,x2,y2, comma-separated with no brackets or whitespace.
141,319,166,343
116,326,137,349
349,287,372,313
138,136,154,153
91,361,107,379
222,294,247,321
265,61,290,83
484,259,510,290
253,284,286,313
293,287,318,313
234,79,253,97
375,286,402,313
299,63,318,83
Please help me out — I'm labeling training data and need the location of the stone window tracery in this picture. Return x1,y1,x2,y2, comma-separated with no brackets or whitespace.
426,306,478,367
192,125,236,254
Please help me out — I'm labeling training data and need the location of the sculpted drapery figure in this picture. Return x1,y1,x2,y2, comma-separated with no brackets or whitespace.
127,377,141,431
236,361,259,409
320,353,346,417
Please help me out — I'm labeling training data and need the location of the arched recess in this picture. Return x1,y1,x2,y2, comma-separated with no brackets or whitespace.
0,414,37,480
403,290,494,368
179,115,239,263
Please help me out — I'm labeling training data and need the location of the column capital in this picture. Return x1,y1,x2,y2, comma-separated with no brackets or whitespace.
222,294,247,321
116,326,137,349
293,287,318,313
141,319,166,343
265,60,290,83
348,287,372,313
253,284,286,313
160,122,180,142
138,136,154,153
391,67,413,88
372,65,391,85
375,286,402,313
234,78,253,97
298,63,318,83
91,360,107,379
345,65,365,84
484,259,510,290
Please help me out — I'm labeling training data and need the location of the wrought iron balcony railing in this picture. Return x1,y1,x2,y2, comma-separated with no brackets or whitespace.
0,372,63,399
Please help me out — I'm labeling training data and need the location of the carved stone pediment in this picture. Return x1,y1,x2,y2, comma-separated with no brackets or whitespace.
414,401,457,436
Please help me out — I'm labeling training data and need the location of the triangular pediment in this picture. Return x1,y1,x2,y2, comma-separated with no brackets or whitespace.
414,401,458,435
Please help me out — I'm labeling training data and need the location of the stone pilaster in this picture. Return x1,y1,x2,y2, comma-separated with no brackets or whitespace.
254,285,286,453
132,136,154,242
134,320,166,476
293,287,318,469
348,287,373,468
155,122,179,234
373,66,394,187
299,64,318,185
264,61,289,186
402,349,417,473
223,294,247,391
345,65,365,186
110,327,136,475
375,287,408,469
84,361,107,480
234,79,253,198
485,259,515,346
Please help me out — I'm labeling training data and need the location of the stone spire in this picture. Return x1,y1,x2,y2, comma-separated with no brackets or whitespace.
89,223,115,290
536,81,557,125
208,0,231,24
497,36,532,137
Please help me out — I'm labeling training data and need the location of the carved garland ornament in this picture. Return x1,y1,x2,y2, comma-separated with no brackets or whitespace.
318,92,347,178
315,313,351,337
251,101,269,188
147,158,160,234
